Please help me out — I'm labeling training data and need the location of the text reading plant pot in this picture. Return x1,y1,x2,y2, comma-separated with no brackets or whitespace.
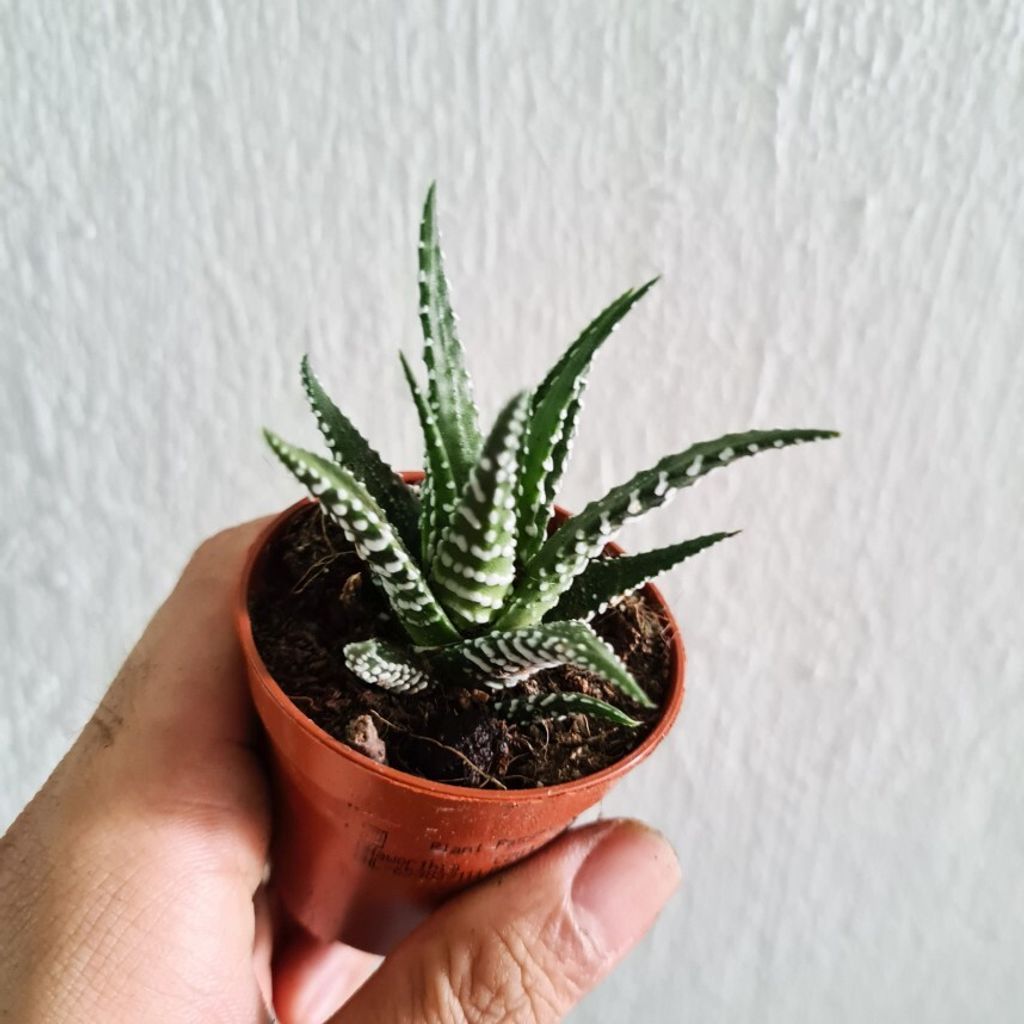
238,185,838,953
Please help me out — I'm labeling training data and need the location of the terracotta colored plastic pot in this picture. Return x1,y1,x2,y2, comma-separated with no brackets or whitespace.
236,477,685,954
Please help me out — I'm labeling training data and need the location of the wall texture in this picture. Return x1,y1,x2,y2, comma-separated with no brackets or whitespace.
2,2,1022,1020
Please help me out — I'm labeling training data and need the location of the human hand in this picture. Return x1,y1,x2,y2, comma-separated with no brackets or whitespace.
0,521,681,1023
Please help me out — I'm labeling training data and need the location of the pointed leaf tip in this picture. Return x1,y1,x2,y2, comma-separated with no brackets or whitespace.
493,691,642,728
298,356,420,554
418,185,482,488
262,431,460,647
502,427,838,628
547,530,741,622
517,280,661,566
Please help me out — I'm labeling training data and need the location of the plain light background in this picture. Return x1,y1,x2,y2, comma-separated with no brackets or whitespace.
2,2,1022,1021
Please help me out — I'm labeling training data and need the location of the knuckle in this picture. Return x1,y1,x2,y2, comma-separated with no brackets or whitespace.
179,527,247,597
432,905,599,1024
188,527,236,569
182,519,266,595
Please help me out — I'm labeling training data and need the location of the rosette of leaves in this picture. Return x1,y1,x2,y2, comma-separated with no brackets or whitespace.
264,185,838,728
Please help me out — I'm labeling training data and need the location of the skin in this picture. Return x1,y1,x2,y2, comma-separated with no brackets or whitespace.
0,520,681,1023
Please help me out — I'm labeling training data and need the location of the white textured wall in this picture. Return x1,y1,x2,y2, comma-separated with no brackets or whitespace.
3,2,1022,1020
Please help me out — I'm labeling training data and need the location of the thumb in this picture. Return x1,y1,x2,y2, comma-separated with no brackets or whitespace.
330,820,680,1024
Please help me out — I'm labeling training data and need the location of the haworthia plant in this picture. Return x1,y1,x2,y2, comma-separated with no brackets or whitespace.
265,185,839,728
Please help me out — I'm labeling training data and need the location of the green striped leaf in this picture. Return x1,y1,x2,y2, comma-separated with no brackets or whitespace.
548,531,739,622
498,427,839,628
493,691,641,728
263,430,461,646
442,621,653,707
518,280,658,566
399,352,458,568
301,355,420,554
418,183,482,490
429,391,531,629
344,639,433,694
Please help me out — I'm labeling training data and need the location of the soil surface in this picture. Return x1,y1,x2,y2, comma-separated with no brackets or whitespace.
249,504,673,790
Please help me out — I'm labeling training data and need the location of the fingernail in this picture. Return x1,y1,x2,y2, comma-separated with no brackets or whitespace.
571,822,681,952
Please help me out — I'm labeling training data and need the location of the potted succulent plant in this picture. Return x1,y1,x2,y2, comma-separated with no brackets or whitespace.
236,185,837,954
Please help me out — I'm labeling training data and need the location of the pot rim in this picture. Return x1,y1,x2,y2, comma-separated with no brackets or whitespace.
236,480,685,804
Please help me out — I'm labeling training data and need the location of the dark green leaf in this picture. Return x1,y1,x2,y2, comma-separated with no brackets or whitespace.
344,639,433,693
399,352,458,568
301,355,420,554
498,427,839,628
518,280,658,565
264,429,461,646
440,620,653,707
430,391,531,629
493,691,641,728
548,531,739,622
418,183,482,489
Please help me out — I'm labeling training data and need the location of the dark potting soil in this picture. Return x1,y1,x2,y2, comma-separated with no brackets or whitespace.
248,504,673,790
